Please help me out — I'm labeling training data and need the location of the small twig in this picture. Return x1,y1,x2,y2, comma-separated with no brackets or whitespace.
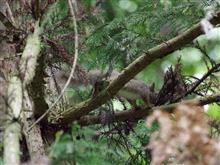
27,0,79,131
5,1,16,27
174,63,220,102
196,44,216,66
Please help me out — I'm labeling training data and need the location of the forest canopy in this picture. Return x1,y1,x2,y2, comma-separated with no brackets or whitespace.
1,0,220,165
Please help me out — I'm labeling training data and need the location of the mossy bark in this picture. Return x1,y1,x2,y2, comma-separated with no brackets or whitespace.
4,122,21,165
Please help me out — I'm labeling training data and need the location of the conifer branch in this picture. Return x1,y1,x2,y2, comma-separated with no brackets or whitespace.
58,11,220,125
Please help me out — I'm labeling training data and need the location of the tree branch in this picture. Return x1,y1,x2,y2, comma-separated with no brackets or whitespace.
0,12,16,30
4,122,21,165
18,22,46,160
78,92,220,126
58,11,220,125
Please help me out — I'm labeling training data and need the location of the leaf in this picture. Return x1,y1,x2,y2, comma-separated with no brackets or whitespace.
207,103,220,121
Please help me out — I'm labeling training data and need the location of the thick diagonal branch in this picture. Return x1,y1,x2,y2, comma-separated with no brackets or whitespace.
58,12,220,125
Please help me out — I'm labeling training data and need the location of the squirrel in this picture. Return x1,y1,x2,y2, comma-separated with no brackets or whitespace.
52,68,156,107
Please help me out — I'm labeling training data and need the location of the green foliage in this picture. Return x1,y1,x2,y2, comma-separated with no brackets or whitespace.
207,104,220,121
49,121,158,165
49,131,75,164
126,121,159,165
137,46,206,90
80,0,204,70
44,0,220,164
49,124,127,165
41,0,69,31
66,86,93,105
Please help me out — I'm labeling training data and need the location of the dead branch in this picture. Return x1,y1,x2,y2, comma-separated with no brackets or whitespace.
78,92,220,126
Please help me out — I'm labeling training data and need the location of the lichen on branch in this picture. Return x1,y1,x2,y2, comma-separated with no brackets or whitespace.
19,22,41,86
